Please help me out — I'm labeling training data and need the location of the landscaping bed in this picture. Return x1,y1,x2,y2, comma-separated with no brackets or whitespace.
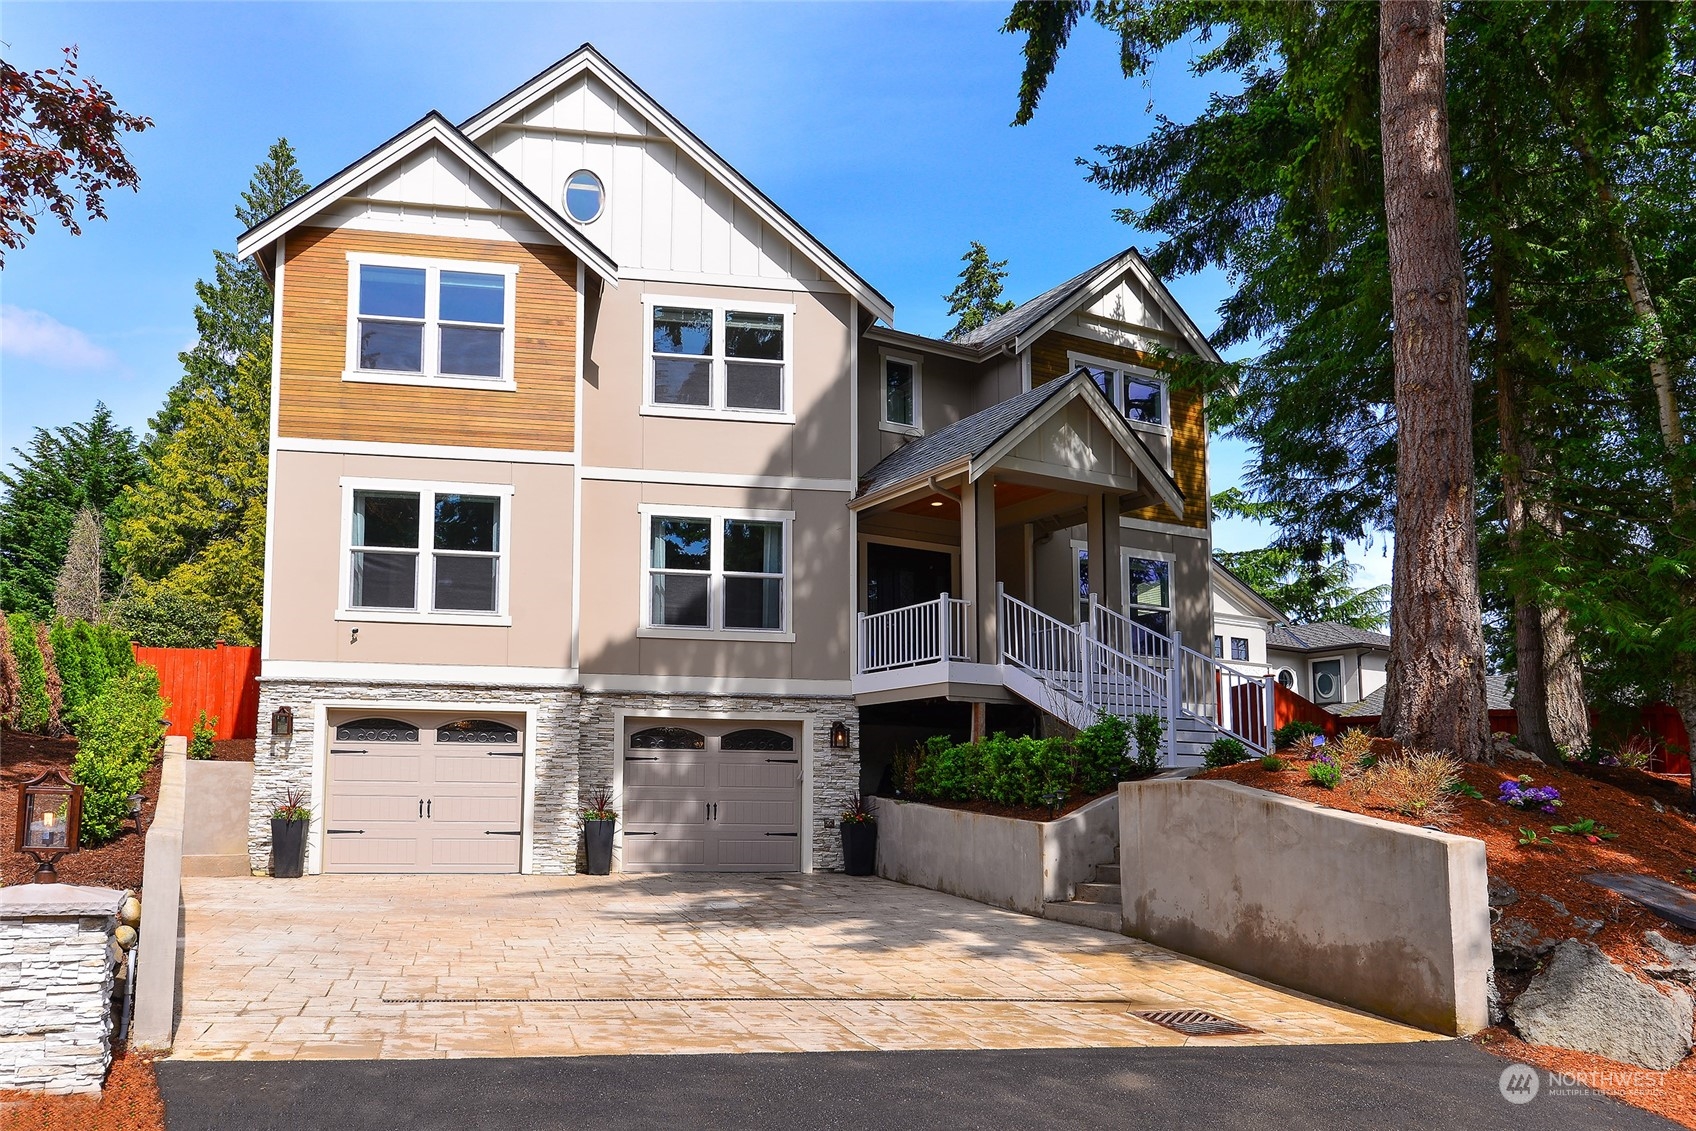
882,786,1118,822
0,728,159,891
0,1050,164,1131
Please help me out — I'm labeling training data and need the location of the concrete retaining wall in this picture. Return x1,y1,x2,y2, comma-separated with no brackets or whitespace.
132,736,187,1050
874,794,1118,914
183,760,254,877
0,884,124,1093
1119,779,1491,1035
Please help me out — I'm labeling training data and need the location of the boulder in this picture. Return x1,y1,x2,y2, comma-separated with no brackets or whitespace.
119,895,141,927
1508,940,1694,1070
1646,930,1696,981
114,924,138,950
1494,917,1554,972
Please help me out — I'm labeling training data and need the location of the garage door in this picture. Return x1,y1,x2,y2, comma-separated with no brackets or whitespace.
323,712,524,874
622,721,801,872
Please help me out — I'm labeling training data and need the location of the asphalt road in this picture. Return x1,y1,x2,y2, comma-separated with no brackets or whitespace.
156,1042,1678,1130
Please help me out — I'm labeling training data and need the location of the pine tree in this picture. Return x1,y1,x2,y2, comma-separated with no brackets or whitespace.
942,241,1015,340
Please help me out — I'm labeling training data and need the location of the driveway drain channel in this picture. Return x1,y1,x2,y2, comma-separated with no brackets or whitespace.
1130,1009,1259,1036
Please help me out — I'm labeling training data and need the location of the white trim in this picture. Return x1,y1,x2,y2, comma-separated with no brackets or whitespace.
274,436,578,466
343,252,520,390
261,232,285,664
1019,346,1033,393
856,534,961,615
337,477,515,623
263,660,576,685
1120,514,1209,540
877,350,923,435
581,673,852,696
618,267,845,296
580,465,851,493
637,503,795,639
571,259,585,674
641,295,797,424
1066,349,1172,439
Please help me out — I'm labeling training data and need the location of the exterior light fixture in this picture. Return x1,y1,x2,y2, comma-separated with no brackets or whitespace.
127,792,147,835
271,705,295,738
16,769,82,883
829,721,851,750
929,499,944,507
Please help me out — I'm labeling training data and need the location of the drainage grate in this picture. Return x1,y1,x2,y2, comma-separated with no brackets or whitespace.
1131,1008,1258,1036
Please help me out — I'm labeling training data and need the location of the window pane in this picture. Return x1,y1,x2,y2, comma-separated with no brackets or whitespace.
629,726,705,750
651,518,710,571
652,307,712,355
1082,365,1117,407
353,491,419,548
350,551,417,609
1127,558,1169,609
653,358,711,406
723,520,782,573
440,326,502,377
724,310,783,360
651,572,709,627
726,361,783,411
885,360,914,425
1125,376,1164,425
359,320,423,372
1231,637,1250,662
1131,609,1169,636
564,170,604,223
439,271,504,324
359,265,425,318
720,728,793,751
724,576,782,630
434,555,498,612
1213,635,1224,658
434,495,499,552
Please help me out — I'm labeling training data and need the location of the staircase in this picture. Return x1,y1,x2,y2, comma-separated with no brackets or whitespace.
1042,846,1123,933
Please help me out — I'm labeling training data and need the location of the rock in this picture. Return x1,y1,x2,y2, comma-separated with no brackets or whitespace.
1653,800,1667,814
1508,940,1695,1070
1645,931,1696,981
1489,880,1520,909
1487,969,1505,1027
113,924,137,950
119,896,141,927
1494,917,1555,972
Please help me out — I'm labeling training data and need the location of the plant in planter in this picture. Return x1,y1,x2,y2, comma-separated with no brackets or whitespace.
840,796,877,876
270,789,311,878
581,787,617,876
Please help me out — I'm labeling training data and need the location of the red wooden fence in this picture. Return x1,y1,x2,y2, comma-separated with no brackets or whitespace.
132,642,261,740
1275,683,1339,738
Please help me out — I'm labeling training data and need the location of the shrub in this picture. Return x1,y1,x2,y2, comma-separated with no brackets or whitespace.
1075,714,1130,793
1608,734,1656,770
1307,754,1342,789
70,666,166,844
1130,713,1165,775
1259,755,1286,771
1352,750,1462,819
1273,720,1325,749
1339,728,1374,764
188,710,217,760
7,613,52,733
0,616,18,724
50,620,86,722
1203,736,1250,768
913,733,983,802
1289,732,1322,760
34,621,66,734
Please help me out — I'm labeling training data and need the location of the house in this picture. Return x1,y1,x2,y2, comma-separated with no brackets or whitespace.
239,44,1239,879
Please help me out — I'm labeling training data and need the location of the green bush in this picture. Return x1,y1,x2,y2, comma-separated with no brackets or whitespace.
70,666,166,844
1259,754,1286,771
1307,756,1343,790
1204,736,1250,768
7,613,52,733
913,733,981,801
1075,713,1131,793
1273,720,1325,749
50,621,85,722
1130,712,1165,775
188,710,217,760
40,619,130,735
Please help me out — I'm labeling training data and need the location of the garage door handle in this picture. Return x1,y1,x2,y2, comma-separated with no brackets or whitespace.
486,751,524,757
624,831,657,836
766,758,799,764
327,829,365,835
484,830,520,836
331,748,367,754
626,756,659,762
765,832,798,837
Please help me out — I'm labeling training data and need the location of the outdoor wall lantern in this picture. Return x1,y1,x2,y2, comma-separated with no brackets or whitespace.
829,721,851,750
271,705,294,738
15,769,82,883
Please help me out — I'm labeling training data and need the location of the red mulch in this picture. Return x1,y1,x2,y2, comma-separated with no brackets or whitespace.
1473,1027,1696,1128
880,786,1120,822
208,738,254,762
0,1050,165,1131
1,728,158,891
1200,746,1696,1127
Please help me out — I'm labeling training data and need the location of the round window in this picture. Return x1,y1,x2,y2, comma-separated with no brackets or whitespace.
1315,671,1338,699
1277,669,1296,689
563,169,604,223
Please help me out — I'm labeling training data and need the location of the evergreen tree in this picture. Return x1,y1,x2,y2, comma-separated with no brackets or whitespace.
0,404,142,618
52,508,105,621
1215,550,1388,631
942,241,1016,340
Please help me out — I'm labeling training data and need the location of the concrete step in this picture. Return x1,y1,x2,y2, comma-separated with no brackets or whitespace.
1042,899,1123,934
1072,881,1121,905
1092,862,1121,884
182,853,253,878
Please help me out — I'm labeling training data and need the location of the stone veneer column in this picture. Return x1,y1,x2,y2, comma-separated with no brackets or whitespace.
0,885,124,1094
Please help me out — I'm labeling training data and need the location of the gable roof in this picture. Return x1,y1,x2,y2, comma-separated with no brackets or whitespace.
1210,560,1288,622
948,246,1221,362
852,371,1185,516
1268,622,1392,653
234,111,620,284
1332,673,1513,718
459,44,893,323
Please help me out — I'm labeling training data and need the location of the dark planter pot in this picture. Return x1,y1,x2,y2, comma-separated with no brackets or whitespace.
270,818,307,878
840,821,877,876
584,819,616,875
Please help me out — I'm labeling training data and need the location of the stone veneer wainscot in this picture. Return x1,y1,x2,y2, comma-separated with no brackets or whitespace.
0,885,124,1094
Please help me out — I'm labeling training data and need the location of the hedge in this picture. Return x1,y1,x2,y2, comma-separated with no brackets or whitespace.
70,666,166,845
900,715,1145,809
6,612,52,733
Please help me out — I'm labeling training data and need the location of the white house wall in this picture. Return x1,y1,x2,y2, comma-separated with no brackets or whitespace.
481,73,825,288
1083,274,1172,335
320,140,551,244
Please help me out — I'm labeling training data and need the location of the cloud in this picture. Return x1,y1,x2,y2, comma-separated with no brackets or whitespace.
1,305,121,371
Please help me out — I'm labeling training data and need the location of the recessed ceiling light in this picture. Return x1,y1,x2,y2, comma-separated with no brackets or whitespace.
930,499,944,507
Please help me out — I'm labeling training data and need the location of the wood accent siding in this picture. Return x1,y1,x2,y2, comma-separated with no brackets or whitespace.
278,226,578,450
1030,331,1206,529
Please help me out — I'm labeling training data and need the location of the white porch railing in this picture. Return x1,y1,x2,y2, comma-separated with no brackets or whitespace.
856,593,971,673
1088,598,1171,661
1176,645,1276,754
999,589,1171,742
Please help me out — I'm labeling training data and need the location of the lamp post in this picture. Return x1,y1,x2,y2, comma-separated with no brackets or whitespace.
15,770,83,883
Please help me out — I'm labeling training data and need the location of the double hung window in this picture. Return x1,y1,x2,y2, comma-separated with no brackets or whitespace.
644,509,790,636
344,482,510,620
347,255,517,387
1125,556,1172,636
646,299,792,418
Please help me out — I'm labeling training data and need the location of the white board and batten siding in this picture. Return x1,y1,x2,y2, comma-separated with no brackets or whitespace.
319,140,552,244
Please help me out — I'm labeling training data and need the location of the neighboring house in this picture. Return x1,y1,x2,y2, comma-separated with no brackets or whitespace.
240,44,1232,879
1332,673,1517,727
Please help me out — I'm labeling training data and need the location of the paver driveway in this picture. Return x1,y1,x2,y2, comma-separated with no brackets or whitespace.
171,873,1433,1060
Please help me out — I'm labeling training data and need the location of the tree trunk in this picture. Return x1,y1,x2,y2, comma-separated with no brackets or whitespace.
1376,0,1491,760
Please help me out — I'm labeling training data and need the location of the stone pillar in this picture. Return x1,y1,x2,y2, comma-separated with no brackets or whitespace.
959,474,998,662
0,885,124,1094
1086,491,1124,614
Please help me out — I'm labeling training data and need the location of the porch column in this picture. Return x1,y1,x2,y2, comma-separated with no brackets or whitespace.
960,474,998,662
1086,491,1124,614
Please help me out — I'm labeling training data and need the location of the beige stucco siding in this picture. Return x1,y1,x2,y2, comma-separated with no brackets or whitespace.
856,347,980,470
265,449,574,670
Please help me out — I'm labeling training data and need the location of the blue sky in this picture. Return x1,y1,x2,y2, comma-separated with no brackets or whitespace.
0,1,1391,588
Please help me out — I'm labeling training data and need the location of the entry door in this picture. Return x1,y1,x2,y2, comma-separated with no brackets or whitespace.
622,722,801,872
866,542,953,614
324,712,524,874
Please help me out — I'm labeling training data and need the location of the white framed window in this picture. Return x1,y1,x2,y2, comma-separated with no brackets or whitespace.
1230,636,1250,662
643,296,795,422
1068,350,1168,433
1125,554,1172,636
1212,635,1224,658
343,253,520,391
639,504,794,641
879,352,922,435
337,478,514,625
